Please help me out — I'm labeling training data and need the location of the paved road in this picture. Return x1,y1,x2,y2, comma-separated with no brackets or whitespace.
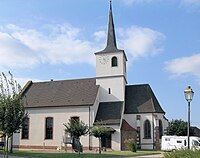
134,153,164,158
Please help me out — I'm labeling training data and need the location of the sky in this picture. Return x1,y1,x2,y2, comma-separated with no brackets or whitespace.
0,0,200,127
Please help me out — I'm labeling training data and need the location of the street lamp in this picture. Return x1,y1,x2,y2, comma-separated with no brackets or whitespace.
184,86,194,150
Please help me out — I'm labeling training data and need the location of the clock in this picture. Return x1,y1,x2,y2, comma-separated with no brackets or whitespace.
99,55,109,65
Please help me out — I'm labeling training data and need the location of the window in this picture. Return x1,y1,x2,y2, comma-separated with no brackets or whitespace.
108,88,111,94
177,140,182,143
71,116,79,122
22,117,29,139
45,117,53,139
144,120,151,139
111,57,118,67
159,120,163,139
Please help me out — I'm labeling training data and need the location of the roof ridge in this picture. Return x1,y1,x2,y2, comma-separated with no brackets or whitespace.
32,77,96,84
126,84,149,87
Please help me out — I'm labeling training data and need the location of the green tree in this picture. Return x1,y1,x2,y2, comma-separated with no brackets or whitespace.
91,125,109,154
168,119,194,136
64,119,88,155
0,72,26,158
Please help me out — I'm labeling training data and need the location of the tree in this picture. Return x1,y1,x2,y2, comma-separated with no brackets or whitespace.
64,118,88,155
91,125,109,154
0,72,26,158
168,119,194,136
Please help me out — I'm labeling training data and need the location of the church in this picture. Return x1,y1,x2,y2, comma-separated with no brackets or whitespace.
13,1,168,151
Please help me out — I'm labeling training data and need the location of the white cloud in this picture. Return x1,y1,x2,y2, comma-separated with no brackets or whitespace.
181,0,200,7
0,24,164,69
118,26,165,60
93,30,106,42
165,54,200,82
0,24,98,68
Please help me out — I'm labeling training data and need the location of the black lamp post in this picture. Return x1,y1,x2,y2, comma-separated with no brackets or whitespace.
184,86,194,150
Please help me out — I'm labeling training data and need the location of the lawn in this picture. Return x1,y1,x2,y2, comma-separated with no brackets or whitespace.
0,150,161,158
164,149,200,158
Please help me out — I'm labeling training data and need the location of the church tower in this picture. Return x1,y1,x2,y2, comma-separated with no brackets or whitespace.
95,1,127,102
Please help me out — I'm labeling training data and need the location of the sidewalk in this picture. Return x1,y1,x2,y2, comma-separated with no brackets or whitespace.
134,153,164,158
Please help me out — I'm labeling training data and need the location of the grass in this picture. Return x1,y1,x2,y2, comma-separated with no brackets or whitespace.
164,149,200,158
0,150,161,158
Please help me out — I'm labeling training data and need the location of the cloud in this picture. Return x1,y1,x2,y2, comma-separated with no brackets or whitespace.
118,26,165,60
181,0,200,8
165,54,200,82
0,24,98,68
0,24,164,69
93,30,106,42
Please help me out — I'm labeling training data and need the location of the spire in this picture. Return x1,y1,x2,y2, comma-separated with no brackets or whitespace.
95,0,124,54
104,0,119,52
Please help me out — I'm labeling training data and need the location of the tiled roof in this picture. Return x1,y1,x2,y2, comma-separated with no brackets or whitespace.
121,119,137,131
124,84,165,114
22,78,99,108
94,101,123,125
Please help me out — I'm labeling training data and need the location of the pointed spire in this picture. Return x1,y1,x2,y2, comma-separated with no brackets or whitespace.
95,0,124,54
104,0,119,52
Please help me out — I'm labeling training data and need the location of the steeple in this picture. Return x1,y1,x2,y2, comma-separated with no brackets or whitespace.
105,0,117,51
96,0,122,53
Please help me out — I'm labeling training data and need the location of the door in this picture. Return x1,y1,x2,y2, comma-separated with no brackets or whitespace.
101,133,111,148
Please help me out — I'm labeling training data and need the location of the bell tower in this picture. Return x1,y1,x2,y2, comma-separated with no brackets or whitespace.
95,0,127,102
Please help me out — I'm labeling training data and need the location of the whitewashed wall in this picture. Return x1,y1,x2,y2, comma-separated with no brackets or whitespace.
13,106,94,148
96,52,126,78
96,77,126,102
124,113,168,150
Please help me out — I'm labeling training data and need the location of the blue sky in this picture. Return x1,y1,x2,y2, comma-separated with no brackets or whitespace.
0,0,200,127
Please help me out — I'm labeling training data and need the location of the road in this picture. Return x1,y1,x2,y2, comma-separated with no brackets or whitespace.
134,153,164,158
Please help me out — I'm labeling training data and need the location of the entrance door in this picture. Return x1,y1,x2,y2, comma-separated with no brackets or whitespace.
101,133,111,148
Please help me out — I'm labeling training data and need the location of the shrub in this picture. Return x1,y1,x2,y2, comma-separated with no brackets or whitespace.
164,149,200,158
124,139,137,152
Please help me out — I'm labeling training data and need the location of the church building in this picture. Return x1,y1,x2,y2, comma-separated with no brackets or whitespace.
13,1,168,151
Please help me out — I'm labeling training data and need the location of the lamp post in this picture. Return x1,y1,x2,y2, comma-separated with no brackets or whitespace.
184,86,194,150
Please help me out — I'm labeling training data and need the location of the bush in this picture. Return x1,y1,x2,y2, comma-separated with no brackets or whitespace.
124,139,137,152
164,149,200,158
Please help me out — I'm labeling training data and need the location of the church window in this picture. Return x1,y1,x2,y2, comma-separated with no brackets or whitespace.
71,116,80,122
144,120,151,139
108,88,111,94
159,120,163,139
21,117,29,139
45,117,53,139
111,56,118,67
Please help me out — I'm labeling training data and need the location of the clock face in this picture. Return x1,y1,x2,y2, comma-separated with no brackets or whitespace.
99,55,109,65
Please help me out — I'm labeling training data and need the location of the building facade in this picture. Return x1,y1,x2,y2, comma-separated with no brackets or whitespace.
13,1,168,151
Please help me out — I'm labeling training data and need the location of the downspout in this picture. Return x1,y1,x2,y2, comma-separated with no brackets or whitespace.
152,115,155,150
89,105,91,150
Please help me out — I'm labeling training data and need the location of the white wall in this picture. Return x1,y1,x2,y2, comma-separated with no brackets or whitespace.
96,77,126,102
124,113,169,150
13,106,93,148
96,52,126,78
110,125,121,151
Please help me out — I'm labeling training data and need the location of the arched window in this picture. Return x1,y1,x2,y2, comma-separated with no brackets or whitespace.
144,120,151,139
21,116,29,139
112,56,118,67
45,117,53,139
159,120,163,139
